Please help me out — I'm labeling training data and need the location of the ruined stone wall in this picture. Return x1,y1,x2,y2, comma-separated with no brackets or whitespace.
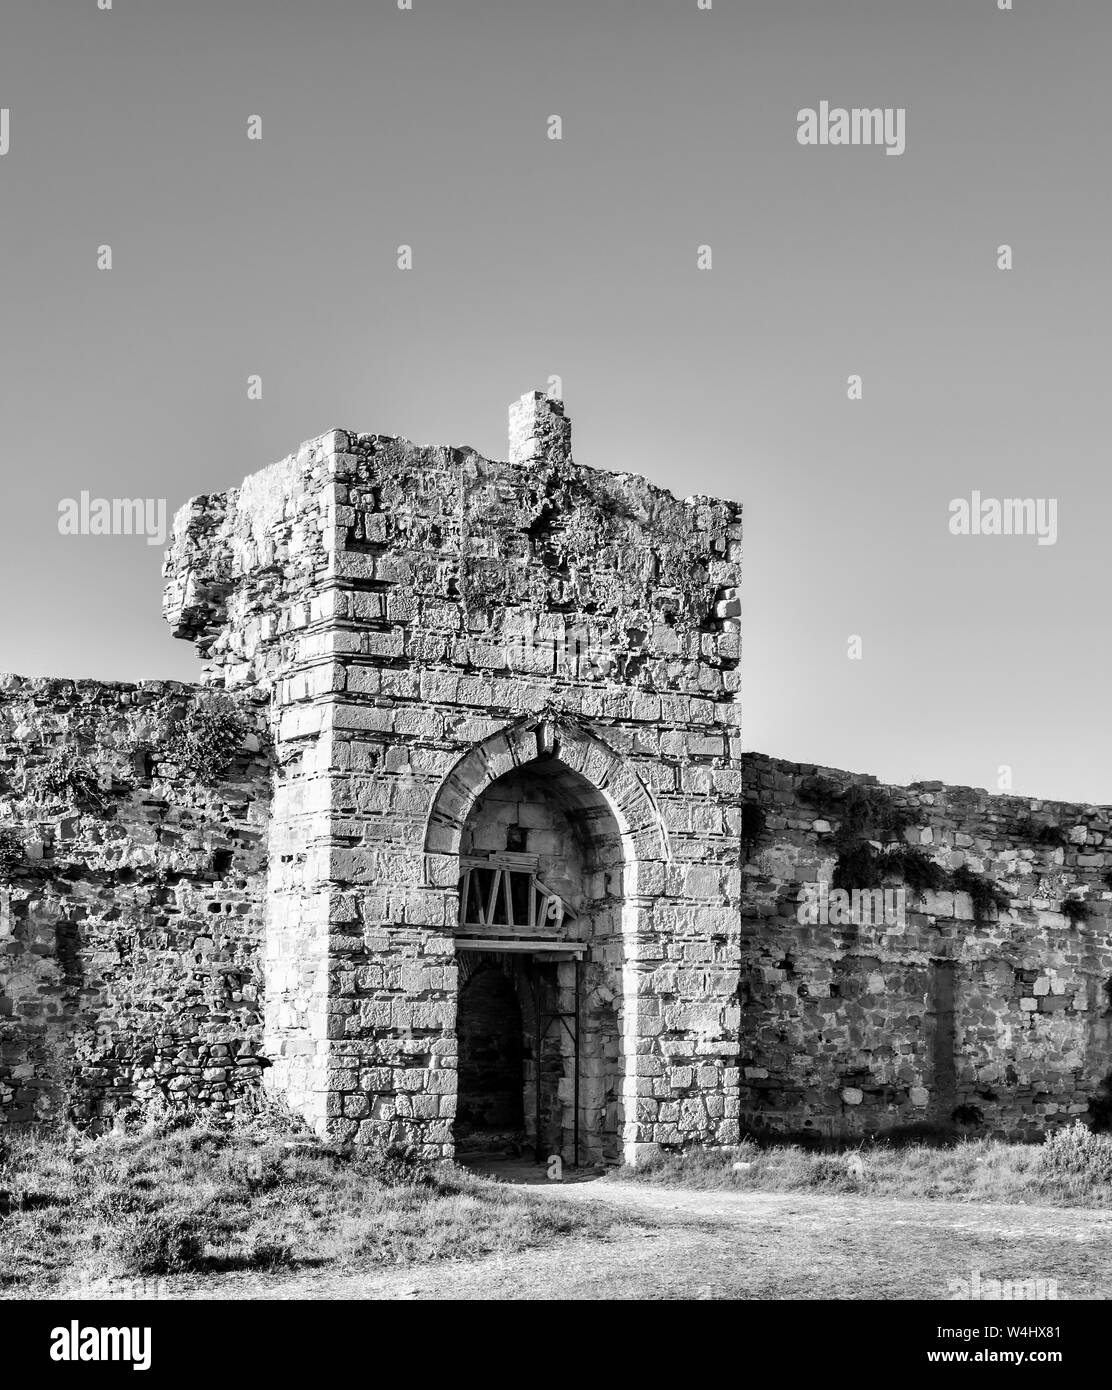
164,440,344,1132
0,676,271,1128
741,753,1112,1141
13,393,1106,1157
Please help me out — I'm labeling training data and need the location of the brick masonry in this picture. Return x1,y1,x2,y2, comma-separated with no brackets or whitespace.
1,393,1109,1157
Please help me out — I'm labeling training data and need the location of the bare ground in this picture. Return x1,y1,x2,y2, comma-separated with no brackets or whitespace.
49,1161,1112,1301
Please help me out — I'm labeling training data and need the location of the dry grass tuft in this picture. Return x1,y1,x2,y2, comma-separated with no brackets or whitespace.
620,1121,1112,1207
0,1107,613,1293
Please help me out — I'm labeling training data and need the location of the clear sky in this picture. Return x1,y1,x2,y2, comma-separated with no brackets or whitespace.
1,0,1109,804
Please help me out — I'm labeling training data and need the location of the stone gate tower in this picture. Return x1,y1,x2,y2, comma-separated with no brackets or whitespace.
163,393,745,1163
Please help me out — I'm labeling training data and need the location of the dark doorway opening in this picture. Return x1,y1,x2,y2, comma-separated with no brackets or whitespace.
454,952,581,1163
455,962,526,1155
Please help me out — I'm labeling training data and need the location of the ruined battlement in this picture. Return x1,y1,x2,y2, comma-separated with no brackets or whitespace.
163,393,743,709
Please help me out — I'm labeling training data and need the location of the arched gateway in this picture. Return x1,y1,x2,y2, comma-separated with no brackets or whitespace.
424,716,670,1165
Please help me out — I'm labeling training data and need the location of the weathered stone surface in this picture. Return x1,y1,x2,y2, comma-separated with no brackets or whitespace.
741,753,1112,1142
0,677,270,1128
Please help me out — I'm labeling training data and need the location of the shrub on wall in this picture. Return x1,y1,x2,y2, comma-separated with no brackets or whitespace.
884,846,949,894
41,748,105,810
168,705,248,783
801,775,1010,920
800,776,910,847
1014,816,1068,848
831,842,883,891
949,865,1010,922
1061,897,1090,926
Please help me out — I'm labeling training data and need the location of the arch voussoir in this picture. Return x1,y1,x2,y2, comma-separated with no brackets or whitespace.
422,716,668,865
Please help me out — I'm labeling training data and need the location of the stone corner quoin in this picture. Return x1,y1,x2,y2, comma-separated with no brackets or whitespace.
1,392,1108,1163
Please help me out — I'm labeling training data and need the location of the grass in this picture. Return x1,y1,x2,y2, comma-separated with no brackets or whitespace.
618,1122,1112,1208
0,1107,615,1293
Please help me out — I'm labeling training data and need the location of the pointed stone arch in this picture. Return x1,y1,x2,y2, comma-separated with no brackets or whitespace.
423,713,671,885
422,713,670,1165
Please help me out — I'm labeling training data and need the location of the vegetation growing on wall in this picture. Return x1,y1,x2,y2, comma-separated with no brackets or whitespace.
948,865,1011,921
167,705,249,783
800,775,1009,921
1014,816,1069,848
41,748,105,811
1061,897,1090,926
800,777,911,847
830,843,950,894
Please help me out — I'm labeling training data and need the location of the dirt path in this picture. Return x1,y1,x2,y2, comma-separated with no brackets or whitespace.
62,1168,1112,1301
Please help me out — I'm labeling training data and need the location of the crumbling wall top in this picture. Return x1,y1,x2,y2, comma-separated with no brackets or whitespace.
161,396,743,696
